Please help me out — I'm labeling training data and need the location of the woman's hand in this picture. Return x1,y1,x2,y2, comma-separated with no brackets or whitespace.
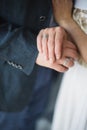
52,0,87,65
52,0,73,24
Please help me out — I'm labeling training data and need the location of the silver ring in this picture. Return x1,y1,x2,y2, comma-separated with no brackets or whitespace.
43,34,49,39
63,57,73,67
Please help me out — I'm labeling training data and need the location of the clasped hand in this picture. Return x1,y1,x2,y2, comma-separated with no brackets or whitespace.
36,26,79,72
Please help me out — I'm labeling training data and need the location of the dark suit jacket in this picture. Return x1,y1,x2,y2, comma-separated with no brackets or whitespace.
0,0,52,111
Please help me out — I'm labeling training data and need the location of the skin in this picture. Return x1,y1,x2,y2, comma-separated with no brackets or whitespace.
37,27,67,61
52,0,87,63
36,26,79,72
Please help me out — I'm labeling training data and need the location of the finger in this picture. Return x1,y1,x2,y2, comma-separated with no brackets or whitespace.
48,29,56,63
42,33,49,60
60,57,74,68
37,30,43,53
55,27,65,59
62,48,79,60
50,62,68,72
36,52,68,72
63,40,77,50
54,65,68,72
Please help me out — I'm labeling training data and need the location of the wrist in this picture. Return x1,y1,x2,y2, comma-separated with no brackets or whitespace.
59,18,74,28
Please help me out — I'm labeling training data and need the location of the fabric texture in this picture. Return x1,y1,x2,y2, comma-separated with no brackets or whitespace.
73,8,87,67
0,0,52,112
51,6,87,130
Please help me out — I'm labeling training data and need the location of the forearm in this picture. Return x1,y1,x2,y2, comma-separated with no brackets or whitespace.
59,19,87,61
52,0,87,62
52,0,87,53
60,19,86,48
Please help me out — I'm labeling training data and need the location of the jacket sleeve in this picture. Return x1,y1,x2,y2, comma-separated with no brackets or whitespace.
0,22,38,75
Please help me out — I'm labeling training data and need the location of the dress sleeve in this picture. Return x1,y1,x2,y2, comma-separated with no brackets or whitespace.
0,22,38,75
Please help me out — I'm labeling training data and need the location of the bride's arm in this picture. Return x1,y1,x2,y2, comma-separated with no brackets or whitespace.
52,0,87,63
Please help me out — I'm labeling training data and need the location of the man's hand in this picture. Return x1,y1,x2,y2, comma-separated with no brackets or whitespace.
37,27,67,63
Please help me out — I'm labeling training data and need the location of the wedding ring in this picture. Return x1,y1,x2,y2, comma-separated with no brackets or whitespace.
43,34,49,39
63,57,73,67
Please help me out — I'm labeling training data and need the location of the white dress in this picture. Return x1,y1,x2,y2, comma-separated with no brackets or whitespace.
51,1,87,130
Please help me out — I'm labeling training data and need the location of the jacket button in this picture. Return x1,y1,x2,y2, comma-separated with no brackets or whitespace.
40,16,46,21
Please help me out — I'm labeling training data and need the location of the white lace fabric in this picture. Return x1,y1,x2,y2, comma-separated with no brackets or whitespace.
73,8,87,67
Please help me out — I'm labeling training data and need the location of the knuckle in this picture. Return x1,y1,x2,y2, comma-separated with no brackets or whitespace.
44,28,49,33
49,28,55,32
48,40,54,46
39,29,44,35
56,27,66,37
56,26,64,33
